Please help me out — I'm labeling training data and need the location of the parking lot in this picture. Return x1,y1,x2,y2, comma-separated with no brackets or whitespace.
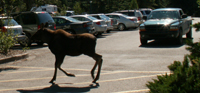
0,18,200,93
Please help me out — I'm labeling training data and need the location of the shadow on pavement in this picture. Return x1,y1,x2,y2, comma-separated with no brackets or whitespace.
139,38,192,48
0,67,18,73
17,83,99,93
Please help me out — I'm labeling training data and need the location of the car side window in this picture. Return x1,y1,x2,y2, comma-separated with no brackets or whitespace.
54,18,67,25
21,13,36,24
72,17,85,21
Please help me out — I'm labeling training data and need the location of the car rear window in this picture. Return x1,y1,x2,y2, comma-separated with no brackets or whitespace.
0,19,18,26
37,13,54,23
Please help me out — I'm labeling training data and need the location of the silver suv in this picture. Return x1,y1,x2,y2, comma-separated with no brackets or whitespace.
11,11,56,46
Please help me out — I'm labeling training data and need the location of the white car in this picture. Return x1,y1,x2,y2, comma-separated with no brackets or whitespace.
70,15,107,35
89,14,114,33
0,16,27,46
105,13,139,31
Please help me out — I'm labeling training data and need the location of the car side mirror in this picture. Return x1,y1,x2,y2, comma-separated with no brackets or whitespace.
182,14,188,18
143,16,147,20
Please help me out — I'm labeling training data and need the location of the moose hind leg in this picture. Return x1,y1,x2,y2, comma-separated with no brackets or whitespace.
91,53,103,83
49,55,65,84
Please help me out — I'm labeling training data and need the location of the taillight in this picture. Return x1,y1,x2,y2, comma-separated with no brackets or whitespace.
83,23,88,27
111,19,113,25
0,27,7,32
96,22,101,25
138,17,141,21
54,24,56,30
38,25,41,30
130,19,134,21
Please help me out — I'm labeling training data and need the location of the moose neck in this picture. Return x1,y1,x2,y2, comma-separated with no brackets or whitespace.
42,29,54,44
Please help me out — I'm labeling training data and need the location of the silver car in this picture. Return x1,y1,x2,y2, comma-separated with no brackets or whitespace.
70,15,107,35
89,14,114,33
0,17,27,46
114,10,144,24
105,13,139,31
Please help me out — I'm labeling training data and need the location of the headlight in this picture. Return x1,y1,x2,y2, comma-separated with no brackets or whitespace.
139,26,146,31
170,26,178,31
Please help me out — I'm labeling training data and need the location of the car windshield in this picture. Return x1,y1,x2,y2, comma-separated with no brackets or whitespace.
148,11,179,20
0,19,18,26
87,16,99,20
145,10,151,15
100,15,110,20
65,17,81,22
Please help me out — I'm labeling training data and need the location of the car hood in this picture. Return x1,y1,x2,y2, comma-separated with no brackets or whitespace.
143,19,179,26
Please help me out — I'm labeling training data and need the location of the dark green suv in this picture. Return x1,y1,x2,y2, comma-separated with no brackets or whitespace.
11,11,56,46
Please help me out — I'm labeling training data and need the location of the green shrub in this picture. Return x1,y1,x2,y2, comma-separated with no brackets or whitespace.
146,40,200,93
0,30,17,55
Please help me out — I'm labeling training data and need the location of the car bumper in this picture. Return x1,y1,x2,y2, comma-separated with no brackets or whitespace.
15,35,27,42
95,25,107,33
140,31,179,40
107,25,114,30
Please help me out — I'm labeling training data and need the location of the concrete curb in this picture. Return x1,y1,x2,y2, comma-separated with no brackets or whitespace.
0,53,29,64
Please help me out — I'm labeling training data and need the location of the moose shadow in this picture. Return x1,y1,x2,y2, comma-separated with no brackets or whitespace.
17,83,99,93
0,67,18,73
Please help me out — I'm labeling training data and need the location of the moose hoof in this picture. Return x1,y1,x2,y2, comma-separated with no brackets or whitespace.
49,80,55,84
67,73,75,77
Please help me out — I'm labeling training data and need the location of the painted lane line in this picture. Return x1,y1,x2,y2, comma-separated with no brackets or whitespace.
0,73,163,92
113,89,149,93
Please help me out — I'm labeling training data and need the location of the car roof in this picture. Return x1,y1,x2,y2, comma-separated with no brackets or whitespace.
105,13,123,15
115,10,141,12
153,8,181,11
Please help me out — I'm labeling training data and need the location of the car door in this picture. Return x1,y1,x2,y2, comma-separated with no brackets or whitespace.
179,10,188,34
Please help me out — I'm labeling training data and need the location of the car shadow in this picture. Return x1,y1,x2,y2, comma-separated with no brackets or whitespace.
17,83,99,93
139,38,192,48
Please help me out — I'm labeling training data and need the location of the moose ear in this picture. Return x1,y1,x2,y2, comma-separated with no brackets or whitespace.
44,22,49,27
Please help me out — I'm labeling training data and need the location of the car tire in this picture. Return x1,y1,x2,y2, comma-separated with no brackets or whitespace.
176,30,183,45
20,32,31,47
118,23,125,31
186,27,192,39
140,38,147,45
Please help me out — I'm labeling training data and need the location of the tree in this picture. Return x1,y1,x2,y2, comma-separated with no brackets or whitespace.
73,1,83,14
129,0,138,9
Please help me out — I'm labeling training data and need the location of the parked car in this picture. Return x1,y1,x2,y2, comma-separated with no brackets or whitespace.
89,14,115,33
53,16,95,34
139,8,193,45
139,8,152,17
70,15,107,35
105,13,139,31
66,11,74,16
0,16,27,47
11,11,56,46
114,10,143,24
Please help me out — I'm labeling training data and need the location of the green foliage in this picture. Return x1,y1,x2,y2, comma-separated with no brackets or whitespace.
0,31,17,55
146,41,200,93
192,22,200,31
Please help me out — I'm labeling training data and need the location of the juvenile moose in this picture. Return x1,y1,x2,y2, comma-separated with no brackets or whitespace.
32,23,103,84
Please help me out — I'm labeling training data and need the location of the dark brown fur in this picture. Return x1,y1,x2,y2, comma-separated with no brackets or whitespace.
32,24,103,84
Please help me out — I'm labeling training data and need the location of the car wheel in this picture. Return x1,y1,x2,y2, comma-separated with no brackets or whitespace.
118,23,125,31
20,33,31,47
186,27,192,39
140,38,147,45
176,30,183,45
